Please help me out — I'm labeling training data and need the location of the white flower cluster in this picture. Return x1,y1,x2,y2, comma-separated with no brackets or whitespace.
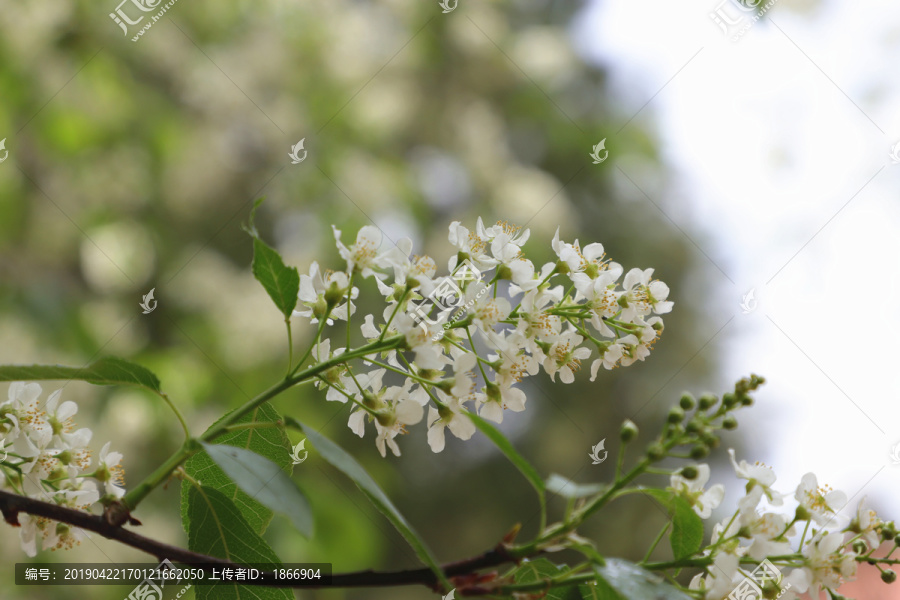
676,450,887,600
0,382,126,556
294,218,673,457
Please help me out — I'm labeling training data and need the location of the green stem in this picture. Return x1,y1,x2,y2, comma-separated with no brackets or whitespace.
490,571,597,594
157,392,191,440
285,318,294,378
380,288,409,342
122,333,405,511
346,272,354,350
642,522,671,564
291,311,330,377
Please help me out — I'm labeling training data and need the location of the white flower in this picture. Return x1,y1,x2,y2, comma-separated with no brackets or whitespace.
618,268,673,322
477,381,526,424
478,219,530,247
572,269,621,335
333,225,392,279
294,261,357,323
465,284,511,332
426,399,476,453
516,287,564,343
542,329,591,383
394,313,448,370
689,550,741,600
448,353,478,398
740,511,795,560
669,464,724,519
794,472,847,525
373,398,424,458
447,220,495,270
589,342,624,380
794,532,857,598
849,496,882,550
94,442,126,498
728,449,784,510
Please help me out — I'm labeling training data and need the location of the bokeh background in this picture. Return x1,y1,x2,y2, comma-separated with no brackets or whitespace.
1,0,898,598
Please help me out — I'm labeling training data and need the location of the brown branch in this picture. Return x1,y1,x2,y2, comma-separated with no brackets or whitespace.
0,489,528,590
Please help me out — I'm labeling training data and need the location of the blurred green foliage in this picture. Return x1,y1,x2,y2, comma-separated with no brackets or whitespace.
0,0,721,598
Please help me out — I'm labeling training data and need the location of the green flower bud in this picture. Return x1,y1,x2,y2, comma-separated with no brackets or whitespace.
667,407,684,424
721,392,737,408
679,393,695,410
698,394,718,410
883,570,897,584
647,443,666,461
852,540,867,554
690,445,709,459
620,419,639,443
680,466,699,480
722,416,738,430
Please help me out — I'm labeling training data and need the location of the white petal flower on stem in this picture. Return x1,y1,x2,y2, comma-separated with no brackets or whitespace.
373,398,424,458
43,390,92,450
294,261,357,324
333,225,397,279
589,343,624,381
94,442,126,498
850,496,882,550
794,472,847,525
478,219,530,247
669,464,724,519
796,532,857,598
740,511,795,560
447,220,495,270
728,449,784,508
542,330,591,383
426,400,476,453
516,288,563,344
618,268,673,322
477,381,526,424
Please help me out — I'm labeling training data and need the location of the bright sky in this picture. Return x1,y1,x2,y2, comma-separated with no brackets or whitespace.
575,0,900,516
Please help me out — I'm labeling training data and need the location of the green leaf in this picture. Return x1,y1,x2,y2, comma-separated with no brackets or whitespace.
182,404,292,535
0,357,161,392
186,485,292,600
245,199,299,319
512,559,582,600
578,580,620,600
592,558,693,600
294,420,450,589
467,413,545,500
200,442,312,538
667,495,703,559
638,489,703,560
546,473,607,499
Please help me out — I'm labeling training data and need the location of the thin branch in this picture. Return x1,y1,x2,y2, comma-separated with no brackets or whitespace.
0,489,526,590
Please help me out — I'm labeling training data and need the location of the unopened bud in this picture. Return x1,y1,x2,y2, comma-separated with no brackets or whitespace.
680,466,699,480
620,419,638,443
690,445,709,459
698,394,718,410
